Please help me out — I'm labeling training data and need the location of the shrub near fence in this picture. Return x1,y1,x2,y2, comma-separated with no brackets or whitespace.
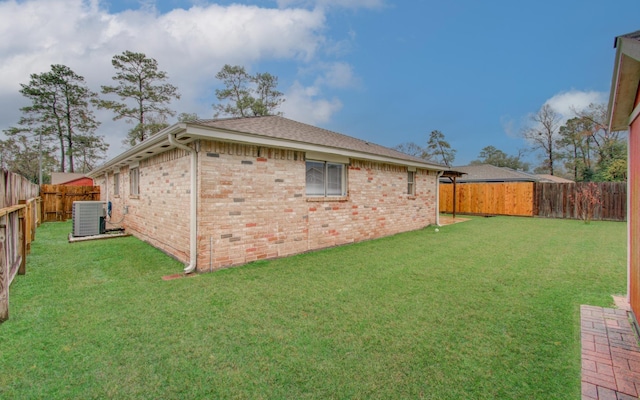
1,170,40,322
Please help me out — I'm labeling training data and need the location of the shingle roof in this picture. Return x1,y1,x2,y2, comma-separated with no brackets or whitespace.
89,115,448,177
445,164,539,182
617,30,640,45
534,174,574,183
51,172,88,185
194,115,445,167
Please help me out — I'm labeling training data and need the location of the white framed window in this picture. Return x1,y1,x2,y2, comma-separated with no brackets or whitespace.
407,171,415,195
130,167,139,196
113,172,120,196
306,160,347,197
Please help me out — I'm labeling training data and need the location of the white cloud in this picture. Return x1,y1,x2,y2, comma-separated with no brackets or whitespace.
314,62,359,88
281,81,342,125
507,89,608,139
544,90,607,121
276,0,385,10
0,0,354,159
500,115,519,139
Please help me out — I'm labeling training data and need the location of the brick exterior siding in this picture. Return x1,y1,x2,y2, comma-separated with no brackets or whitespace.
98,140,438,271
103,149,192,263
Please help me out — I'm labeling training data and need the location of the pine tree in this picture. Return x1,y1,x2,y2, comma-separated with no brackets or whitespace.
97,51,180,146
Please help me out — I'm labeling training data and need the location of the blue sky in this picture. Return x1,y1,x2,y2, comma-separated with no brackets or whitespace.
0,0,637,168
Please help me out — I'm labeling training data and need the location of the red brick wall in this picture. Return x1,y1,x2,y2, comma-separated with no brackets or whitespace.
197,140,437,270
98,149,192,263
98,141,438,271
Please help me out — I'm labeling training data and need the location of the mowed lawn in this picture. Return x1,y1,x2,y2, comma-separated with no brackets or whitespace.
0,216,626,399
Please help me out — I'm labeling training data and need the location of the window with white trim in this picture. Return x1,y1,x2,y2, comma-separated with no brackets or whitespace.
407,171,415,195
306,160,347,197
113,172,120,196
130,167,139,196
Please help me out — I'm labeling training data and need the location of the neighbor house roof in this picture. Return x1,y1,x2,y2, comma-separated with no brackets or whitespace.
608,30,640,131
534,174,574,183
51,172,91,185
89,116,449,177
441,164,539,183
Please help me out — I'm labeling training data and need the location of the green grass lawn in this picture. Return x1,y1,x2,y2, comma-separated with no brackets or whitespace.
0,216,626,399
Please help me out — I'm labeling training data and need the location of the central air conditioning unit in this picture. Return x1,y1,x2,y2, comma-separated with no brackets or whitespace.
72,201,107,237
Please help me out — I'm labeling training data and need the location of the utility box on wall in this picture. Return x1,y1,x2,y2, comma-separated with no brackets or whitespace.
72,201,106,237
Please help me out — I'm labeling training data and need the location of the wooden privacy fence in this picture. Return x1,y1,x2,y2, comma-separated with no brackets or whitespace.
535,182,627,221
440,181,627,221
1,170,39,208
1,170,40,322
41,184,100,222
440,182,535,217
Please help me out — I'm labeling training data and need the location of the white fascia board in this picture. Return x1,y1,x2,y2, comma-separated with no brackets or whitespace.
620,36,640,62
306,151,350,164
88,123,186,177
185,125,447,171
608,42,624,131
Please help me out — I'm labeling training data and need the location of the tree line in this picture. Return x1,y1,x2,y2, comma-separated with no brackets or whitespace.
1,53,284,184
3,51,625,184
395,102,627,182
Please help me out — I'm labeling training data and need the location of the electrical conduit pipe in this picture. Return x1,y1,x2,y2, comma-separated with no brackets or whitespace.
168,133,198,274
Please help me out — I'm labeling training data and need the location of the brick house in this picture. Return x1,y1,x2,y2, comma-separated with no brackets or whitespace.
608,30,640,319
88,116,447,273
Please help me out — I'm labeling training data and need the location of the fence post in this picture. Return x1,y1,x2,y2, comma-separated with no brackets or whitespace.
18,201,26,275
0,219,7,322
36,197,42,227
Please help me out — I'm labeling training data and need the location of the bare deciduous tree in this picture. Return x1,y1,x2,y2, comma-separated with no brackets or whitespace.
523,104,562,175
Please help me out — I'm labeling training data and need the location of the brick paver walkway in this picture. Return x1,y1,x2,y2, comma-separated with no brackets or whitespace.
581,305,640,399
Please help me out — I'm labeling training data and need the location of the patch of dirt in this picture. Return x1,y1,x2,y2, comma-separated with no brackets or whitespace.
612,294,631,311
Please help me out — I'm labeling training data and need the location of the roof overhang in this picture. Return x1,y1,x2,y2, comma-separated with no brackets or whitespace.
89,122,448,178
608,35,640,132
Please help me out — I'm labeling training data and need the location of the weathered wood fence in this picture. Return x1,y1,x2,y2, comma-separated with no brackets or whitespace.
1,170,40,322
535,182,627,221
440,181,627,221
41,184,100,222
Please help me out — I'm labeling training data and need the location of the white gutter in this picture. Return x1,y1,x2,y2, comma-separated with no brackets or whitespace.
436,171,444,226
168,133,198,274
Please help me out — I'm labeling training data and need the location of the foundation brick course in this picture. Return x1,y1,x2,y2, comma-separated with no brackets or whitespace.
97,140,438,271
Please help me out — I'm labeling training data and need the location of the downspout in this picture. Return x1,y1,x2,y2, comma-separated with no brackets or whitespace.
104,172,110,220
168,134,198,274
436,170,444,226
104,172,109,205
